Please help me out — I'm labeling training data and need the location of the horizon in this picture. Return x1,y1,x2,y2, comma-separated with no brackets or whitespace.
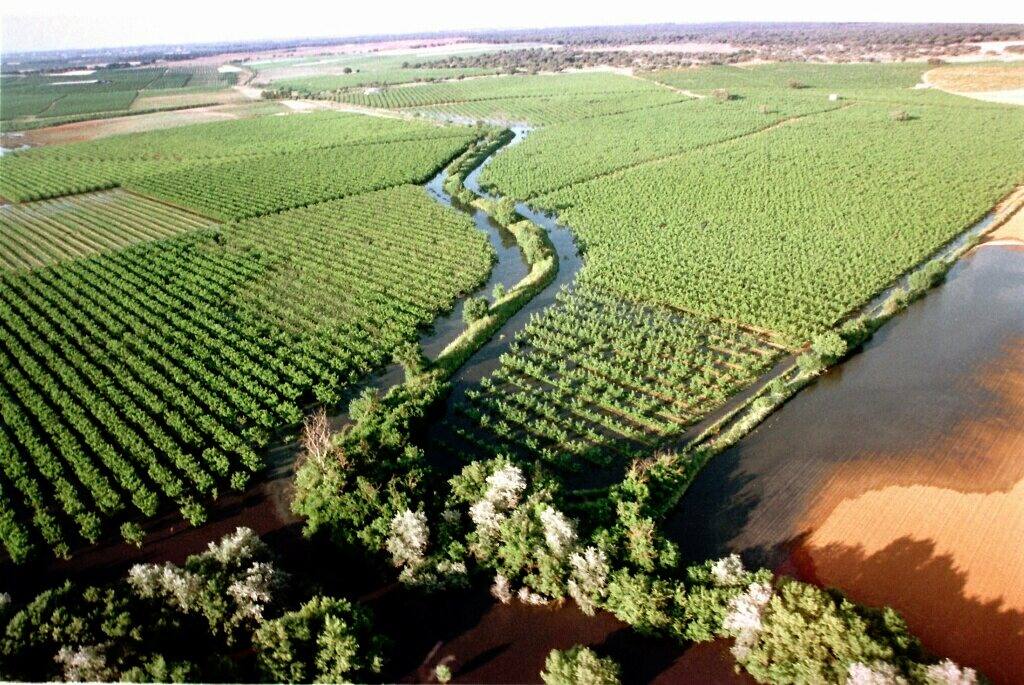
3,0,1023,54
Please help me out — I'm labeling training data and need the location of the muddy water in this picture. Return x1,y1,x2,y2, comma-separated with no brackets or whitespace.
665,245,1024,683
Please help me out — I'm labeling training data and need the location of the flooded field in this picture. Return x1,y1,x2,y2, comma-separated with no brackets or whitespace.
666,244,1024,683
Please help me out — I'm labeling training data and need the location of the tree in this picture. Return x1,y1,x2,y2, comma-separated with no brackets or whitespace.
492,282,507,300
392,340,427,379
540,645,621,685
253,596,385,684
811,330,847,363
300,408,333,465
463,297,490,325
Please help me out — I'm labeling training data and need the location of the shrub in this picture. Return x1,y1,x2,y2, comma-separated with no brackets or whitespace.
463,296,490,325
253,596,385,683
811,330,848,363
494,196,519,226
540,645,621,685
121,521,145,547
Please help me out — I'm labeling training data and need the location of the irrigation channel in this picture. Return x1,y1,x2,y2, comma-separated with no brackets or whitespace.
335,125,583,417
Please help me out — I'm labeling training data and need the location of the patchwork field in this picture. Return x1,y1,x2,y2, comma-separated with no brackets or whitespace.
0,66,240,130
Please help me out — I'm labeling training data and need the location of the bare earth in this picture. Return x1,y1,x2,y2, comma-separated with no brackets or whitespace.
4,102,287,146
924,65,1024,106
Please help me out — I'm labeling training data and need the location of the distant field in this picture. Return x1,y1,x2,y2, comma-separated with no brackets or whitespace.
477,64,1024,340
480,92,840,199
0,189,215,270
0,111,471,202
926,63,1024,92
255,50,503,90
0,66,239,129
125,133,476,220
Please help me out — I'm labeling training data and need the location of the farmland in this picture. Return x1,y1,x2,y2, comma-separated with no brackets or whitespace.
1,28,1024,685
0,190,216,270
0,66,240,130
0,111,476,202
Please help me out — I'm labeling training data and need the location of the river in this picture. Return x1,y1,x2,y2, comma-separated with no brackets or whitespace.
665,242,1024,684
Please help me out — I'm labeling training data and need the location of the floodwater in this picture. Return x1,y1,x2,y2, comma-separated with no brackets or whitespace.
665,244,1024,683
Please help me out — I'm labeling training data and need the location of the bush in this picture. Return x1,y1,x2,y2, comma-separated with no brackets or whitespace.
541,645,621,685
253,596,385,683
463,296,490,325
121,521,145,547
811,330,847,363
494,196,518,226
891,109,911,122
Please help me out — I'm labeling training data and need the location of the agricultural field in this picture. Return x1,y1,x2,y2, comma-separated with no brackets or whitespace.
2,27,1024,685
434,286,782,487
0,189,216,270
0,184,492,561
0,111,476,202
328,72,681,123
252,49,512,91
0,66,240,130
480,65,1024,340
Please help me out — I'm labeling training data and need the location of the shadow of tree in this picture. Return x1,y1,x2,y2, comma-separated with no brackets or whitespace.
795,535,1024,685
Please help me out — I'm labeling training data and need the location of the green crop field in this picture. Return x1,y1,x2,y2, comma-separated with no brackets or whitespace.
0,184,491,561
434,286,781,486
0,189,216,270
475,64,1024,341
0,66,240,129
0,111,476,202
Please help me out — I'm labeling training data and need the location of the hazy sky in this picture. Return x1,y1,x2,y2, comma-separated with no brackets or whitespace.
2,0,1022,53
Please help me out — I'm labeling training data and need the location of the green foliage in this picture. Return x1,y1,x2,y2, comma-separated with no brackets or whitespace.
0,186,491,559
462,296,490,324
736,580,924,684
541,645,621,685
120,522,145,548
0,528,385,683
810,330,848,362
293,374,448,551
253,596,385,683
493,196,519,226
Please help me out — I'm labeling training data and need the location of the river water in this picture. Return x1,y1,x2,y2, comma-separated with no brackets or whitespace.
665,243,1024,683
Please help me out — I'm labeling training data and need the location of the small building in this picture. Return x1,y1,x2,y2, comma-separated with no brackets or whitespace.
828,93,841,102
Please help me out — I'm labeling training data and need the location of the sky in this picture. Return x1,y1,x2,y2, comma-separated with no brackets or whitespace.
2,0,1022,53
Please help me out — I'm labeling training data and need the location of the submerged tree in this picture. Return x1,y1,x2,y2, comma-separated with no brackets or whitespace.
540,645,621,685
